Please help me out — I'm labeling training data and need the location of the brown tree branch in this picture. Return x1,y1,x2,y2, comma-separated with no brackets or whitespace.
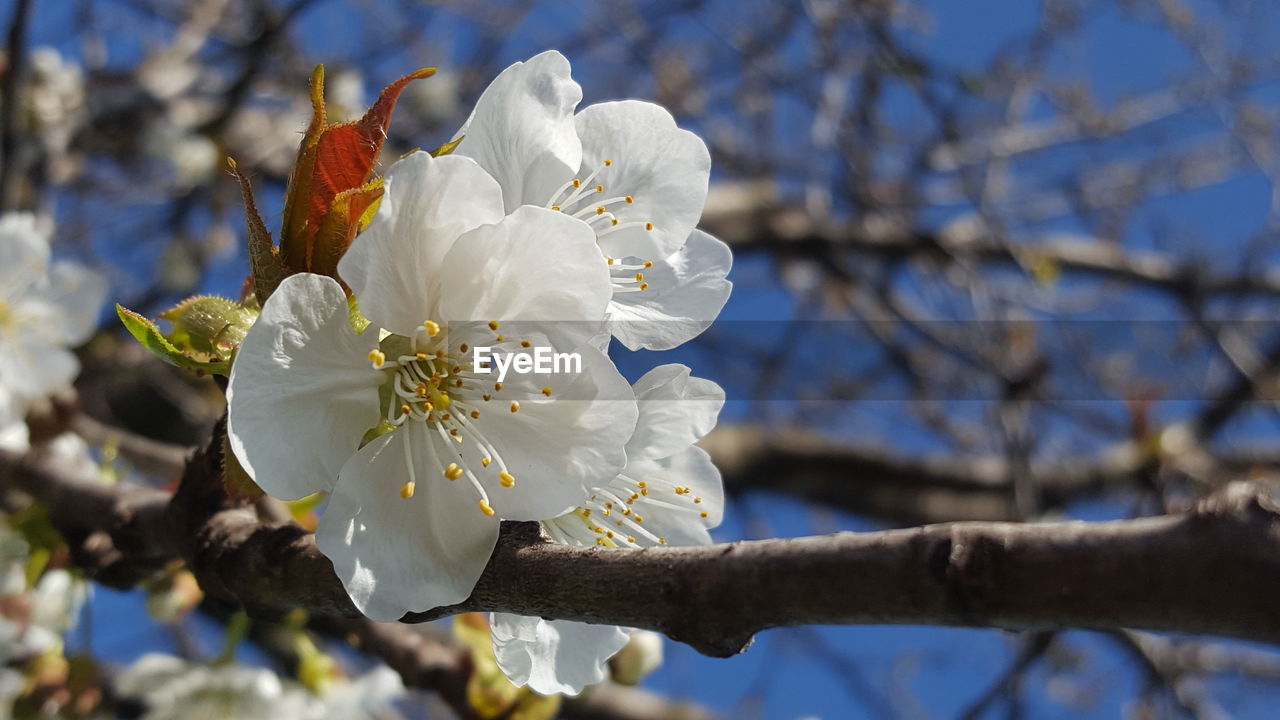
4,447,1280,661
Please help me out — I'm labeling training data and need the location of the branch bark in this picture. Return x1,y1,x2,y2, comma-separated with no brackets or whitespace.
4,447,1280,660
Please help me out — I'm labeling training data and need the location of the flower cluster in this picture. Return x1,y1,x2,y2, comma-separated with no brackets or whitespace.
116,653,404,720
0,213,108,452
227,51,732,695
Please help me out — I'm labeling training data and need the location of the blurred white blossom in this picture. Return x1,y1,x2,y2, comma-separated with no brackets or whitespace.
116,654,404,720
0,214,108,452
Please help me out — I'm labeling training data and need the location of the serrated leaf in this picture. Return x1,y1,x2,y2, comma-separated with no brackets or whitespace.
228,157,288,302
280,65,433,276
117,304,230,375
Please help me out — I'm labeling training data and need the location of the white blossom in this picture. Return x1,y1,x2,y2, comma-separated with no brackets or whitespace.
117,654,403,720
454,51,733,351
0,213,108,452
490,364,725,695
228,151,638,620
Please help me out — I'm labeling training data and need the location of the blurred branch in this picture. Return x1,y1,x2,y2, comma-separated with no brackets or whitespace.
70,412,190,479
0,0,33,210
701,187,1280,299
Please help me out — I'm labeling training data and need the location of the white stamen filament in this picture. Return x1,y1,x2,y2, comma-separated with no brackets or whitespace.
370,322,528,513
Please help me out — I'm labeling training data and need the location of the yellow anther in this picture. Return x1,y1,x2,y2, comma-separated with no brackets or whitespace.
635,272,644,282
581,508,591,517
454,378,464,387
643,261,653,268
416,352,428,361
510,401,521,413
694,497,703,503
499,471,515,488
400,404,411,415
700,511,709,518
415,383,428,396
637,481,647,488
625,195,634,204
604,159,613,166
444,463,464,481
542,387,552,396
627,536,635,543
423,401,434,412
611,218,619,226
596,206,606,215
368,349,386,367
641,488,649,496
481,457,491,467
521,340,532,348
400,481,416,499
639,282,649,290
606,530,614,538
634,515,644,522
595,184,604,193
450,428,459,437
488,320,499,331
572,179,581,188
607,257,614,265
551,205,561,211
423,320,440,336
435,349,446,359
644,222,653,231
658,537,666,544
429,375,441,386
482,394,491,402
470,410,480,419
496,334,504,342
494,382,503,391
441,413,451,421
479,500,495,516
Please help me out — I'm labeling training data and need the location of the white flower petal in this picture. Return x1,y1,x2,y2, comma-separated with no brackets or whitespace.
577,101,710,261
465,341,637,521
454,50,582,211
227,273,384,500
626,364,725,462
437,206,611,329
21,260,109,345
0,213,49,300
0,337,78,401
490,613,629,696
609,229,732,351
316,428,500,620
338,152,505,336
623,446,723,545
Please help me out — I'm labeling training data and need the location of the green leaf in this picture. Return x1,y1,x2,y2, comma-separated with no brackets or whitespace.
116,304,231,375
431,135,463,157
